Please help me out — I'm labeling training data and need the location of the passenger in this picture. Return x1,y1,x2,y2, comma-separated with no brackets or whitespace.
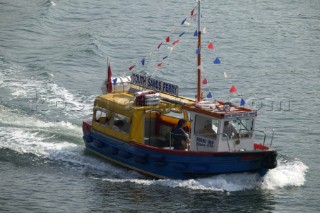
112,120,125,132
223,121,239,139
201,120,217,136
171,119,190,150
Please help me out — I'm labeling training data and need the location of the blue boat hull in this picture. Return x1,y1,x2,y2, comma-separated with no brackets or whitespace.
83,129,277,179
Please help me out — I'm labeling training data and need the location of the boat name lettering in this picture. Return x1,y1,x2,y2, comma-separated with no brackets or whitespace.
224,112,257,118
131,73,179,96
196,137,214,147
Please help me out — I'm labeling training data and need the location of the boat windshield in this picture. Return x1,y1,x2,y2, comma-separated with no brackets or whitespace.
222,118,254,140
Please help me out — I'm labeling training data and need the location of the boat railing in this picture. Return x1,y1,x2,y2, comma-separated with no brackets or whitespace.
253,129,267,145
253,129,275,148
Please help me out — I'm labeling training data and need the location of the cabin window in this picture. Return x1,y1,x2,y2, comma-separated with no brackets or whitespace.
237,118,254,138
94,108,110,126
112,113,130,134
194,115,219,137
222,119,253,140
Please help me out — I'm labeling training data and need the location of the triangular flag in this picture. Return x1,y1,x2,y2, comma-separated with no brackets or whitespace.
240,98,245,106
224,71,228,78
207,92,212,98
141,58,145,66
172,40,179,45
203,27,207,33
113,78,117,85
185,21,191,26
196,48,201,55
230,85,237,93
213,57,221,64
179,32,185,37
191,8,195,16
129,65,135,71
208,41,214,49
165,36,170,43
202,78,207,84
194,30,198,37
107,63,112,93
157,42,163,49
181,18,187,25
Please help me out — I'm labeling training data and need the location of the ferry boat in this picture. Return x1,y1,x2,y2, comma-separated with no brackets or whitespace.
82,1,277,179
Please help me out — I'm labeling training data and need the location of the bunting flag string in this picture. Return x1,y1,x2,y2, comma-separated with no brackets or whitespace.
123,2,231,90
125,5,199,75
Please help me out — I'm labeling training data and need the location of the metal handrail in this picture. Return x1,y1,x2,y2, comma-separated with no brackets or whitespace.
252,129,267,145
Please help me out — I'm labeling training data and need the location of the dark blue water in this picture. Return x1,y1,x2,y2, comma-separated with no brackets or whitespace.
1,0,318,212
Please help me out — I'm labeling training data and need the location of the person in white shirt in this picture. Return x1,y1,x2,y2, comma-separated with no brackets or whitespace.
223,121,239,139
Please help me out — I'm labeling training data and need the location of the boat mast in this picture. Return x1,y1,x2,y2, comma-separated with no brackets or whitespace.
197,0,201,102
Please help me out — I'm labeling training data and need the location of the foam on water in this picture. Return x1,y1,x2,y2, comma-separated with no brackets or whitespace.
102,157,308,192
0,62,93,118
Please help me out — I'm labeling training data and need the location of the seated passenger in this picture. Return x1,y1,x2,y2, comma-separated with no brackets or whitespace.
201,120,217,136
112,120,125,132
171,119,190,150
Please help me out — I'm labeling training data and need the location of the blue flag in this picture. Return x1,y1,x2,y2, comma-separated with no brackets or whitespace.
141,58,145,66
240,98,245,106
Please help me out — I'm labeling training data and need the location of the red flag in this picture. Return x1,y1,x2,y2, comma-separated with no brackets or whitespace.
166,36,170,43
191,8,195,16
230,85,237,93
157,42,163,49
107,63,112,93
172,40,179,45
208,41,214,49
157,62,163,68
129,65,135,71
202,78,207,84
